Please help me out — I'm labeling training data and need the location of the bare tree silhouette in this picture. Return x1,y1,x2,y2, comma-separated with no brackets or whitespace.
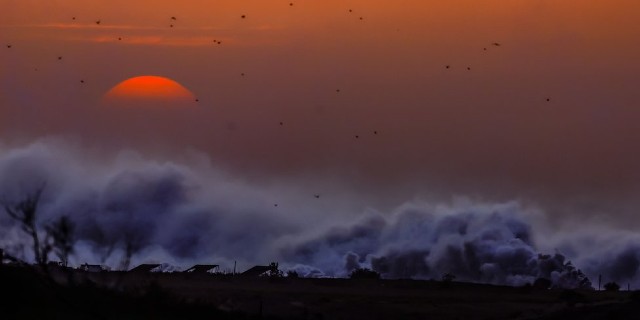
120,232,143,271
45,215,76,267
3,185,49,267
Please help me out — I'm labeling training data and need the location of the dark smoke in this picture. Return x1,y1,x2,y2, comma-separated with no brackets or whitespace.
284,202,593,288
0,139,639,288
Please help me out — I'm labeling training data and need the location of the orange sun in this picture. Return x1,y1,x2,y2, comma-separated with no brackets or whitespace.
104,75,196,107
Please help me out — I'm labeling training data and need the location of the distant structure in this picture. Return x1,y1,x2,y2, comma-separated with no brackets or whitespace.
79,263,110,272
183,264,219,274
241,265,272,277
129,263,161,273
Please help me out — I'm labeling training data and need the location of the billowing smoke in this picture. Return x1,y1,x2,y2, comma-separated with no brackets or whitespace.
0,138,639,289
284,202,593,288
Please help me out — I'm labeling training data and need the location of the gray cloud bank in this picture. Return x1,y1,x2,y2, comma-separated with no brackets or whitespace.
0,138,639,288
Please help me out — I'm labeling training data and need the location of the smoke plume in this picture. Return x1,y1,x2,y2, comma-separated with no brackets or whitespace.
1,138,639,289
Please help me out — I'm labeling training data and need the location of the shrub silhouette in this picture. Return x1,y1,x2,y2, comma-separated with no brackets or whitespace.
441,272,456,282
349,268,380,280
604,282,620,292
533,277,551,290
286,270,299,278
558,289,587,307
267,262,284,278
438,272,456,289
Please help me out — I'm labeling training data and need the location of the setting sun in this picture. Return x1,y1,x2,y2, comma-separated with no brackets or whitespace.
104,75,196,106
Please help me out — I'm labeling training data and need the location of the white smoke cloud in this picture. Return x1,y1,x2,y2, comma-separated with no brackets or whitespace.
0,138,638,288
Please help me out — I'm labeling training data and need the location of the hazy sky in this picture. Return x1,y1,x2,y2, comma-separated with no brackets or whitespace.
2,0,640,220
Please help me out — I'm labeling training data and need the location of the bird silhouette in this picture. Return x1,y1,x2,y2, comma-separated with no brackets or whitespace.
467,67,471,70
241,73,245,76
355,135,360,139
349,9,353,13
314,194,320,199
118,37,122,41
492,42,501,46
483,47,487,51
171,16,177,20
241,15,246,19
6,45,11,49
95,20,101,25
170,24,174,28
373,131,378,135
336,89,340,93
445,65,450,69
72,17,76,20
546,98,551,102
195,99,199,102
279,122,284,126
58,56,62,60
274,204,278,207
289,2,293,6
80,80,84,83
359,17,364,20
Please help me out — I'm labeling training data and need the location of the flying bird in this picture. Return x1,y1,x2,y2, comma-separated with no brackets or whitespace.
279,122,284,126
241,15,246,19
373,131,378,135
80,80,84,83
289,2,294,6
171,16,177,20
170,24,174,28
355,135,360,139
467,67,471,70
314,194,320,199
445,65,450,69
492,42,501,46
72,17,76,20
95,20,101,25
118,37,122,41
6,44,11,48
57,56,62,60
195,99,199,102
336,89,341,93
546,98,551,102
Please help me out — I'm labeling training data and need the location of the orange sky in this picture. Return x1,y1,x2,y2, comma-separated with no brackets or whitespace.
2,0,640,217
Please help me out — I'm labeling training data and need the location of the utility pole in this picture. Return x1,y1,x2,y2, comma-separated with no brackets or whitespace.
233,260,237,276
598,274,602,291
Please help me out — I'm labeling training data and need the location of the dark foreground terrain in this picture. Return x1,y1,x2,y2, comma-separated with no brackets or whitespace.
2,265,639,319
